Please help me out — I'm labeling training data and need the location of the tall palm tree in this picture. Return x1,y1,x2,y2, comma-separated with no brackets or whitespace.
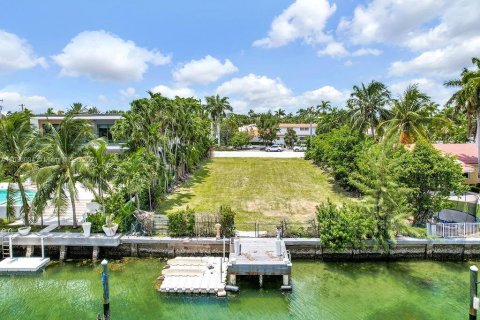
82,139,117,205
274,108,286,118
66,102,87,115
348,80,391,139
445,57,480,177
205,94,232,146
0,112,37,225
380,85,446,144
46,107,55,115
36,116,94,227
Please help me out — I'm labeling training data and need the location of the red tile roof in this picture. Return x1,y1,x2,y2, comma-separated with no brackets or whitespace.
433,144,477,173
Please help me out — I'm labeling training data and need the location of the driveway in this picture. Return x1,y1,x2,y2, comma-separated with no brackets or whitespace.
213,150,305,158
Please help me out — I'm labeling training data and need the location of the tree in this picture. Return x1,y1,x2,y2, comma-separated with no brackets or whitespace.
230,131,250,149
205,94,233,146
350,140,414,247
87,106,100,114
348,80,391,139
306,125,371,190
274,108,286,118
66,102,87,115
256,111,279,145
46,108,55,115
316,200,374,252
36,115,94,227
445,57,480,176
398,141,466,223
220,116,241,145
380,84,446,144
284,128,298,148
0,112,37,225
82,139,117,205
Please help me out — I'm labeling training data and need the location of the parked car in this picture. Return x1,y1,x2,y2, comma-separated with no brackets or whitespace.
293,145,306,152
266,144,283,152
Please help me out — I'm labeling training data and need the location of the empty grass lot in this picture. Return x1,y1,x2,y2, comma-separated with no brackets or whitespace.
157,158,356,223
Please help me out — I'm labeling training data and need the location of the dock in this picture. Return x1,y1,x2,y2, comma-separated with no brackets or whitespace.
0,257,50,273
158,256,228,296
227,237,292,290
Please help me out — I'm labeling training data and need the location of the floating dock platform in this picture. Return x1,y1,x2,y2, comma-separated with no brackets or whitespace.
227,238,292,290
0,257,50,273
158,256,228,296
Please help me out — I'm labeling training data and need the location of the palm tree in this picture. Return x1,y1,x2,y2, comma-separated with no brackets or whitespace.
36,115,94,227
380,85,446,144
87,106,100,114
82,139,117,205
274,108,286,118
205,94,233,146
46,107,55,115
445,58,480,145
0,112,37,225
348,80,391,139
66,102,87,115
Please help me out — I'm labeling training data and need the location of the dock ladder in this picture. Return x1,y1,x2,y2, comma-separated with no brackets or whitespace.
1,229,12,259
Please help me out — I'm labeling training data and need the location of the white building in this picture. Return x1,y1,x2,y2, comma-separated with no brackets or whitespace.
30,114,125,153
274,123,317,145
239,123,317,145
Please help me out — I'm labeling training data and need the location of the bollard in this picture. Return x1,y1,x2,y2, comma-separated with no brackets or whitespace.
470,265,478,320
101,259,110,320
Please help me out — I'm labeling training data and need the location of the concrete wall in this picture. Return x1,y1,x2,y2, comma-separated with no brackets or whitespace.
9,237,480,261
465,165,480,184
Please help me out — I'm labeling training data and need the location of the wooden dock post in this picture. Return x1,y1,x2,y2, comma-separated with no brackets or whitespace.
101,259,110,320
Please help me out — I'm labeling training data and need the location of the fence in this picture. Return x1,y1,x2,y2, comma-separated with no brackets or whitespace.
426,222,480,238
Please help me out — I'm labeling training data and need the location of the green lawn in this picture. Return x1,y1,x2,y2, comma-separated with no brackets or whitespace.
157,158,356,223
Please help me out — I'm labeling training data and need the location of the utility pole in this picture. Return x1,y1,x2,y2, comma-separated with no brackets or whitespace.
470,265,478,320
101,259,110,320
19,103,25,111
0,99,3,115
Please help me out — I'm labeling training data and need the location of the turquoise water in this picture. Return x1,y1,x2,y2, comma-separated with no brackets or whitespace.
0,189,36,204
0,259,472,319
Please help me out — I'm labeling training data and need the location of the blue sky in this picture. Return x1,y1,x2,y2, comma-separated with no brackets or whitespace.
0,0,479,114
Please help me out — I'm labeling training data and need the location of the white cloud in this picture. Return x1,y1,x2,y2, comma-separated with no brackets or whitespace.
216,73,347,113
0,90,52,113
0,30,47,72
352,48,382,57
150,84,195,99
389,38,480,77
344,60,353,67
52,30,171,82
173,55,238,85
299,86,349,106
389,78,455,105
338,0,447,45
253,0,336,48
317,42,349,58
97,95,108,103
119,87,136,98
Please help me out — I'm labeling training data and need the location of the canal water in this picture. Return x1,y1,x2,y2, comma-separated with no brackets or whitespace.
0,258,471,319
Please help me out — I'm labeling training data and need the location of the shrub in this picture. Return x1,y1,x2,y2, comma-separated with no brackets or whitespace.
316,200,374,252
86,212,106,233
115,202,136,233
167,207,195,236
218,205,235,237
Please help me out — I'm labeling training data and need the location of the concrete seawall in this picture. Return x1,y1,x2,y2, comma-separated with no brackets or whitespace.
5,233,480,261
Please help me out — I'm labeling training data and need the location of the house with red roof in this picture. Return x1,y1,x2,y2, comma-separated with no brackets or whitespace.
433,144,479,184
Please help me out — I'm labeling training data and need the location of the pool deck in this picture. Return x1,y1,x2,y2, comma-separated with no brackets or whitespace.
0,257,50,273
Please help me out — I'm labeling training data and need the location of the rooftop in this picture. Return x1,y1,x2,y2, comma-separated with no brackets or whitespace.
433,143,477,173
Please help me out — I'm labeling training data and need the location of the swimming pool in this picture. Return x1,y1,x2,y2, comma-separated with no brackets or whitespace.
0,189,36,205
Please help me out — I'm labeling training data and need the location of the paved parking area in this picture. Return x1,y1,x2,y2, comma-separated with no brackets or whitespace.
213,150,305,158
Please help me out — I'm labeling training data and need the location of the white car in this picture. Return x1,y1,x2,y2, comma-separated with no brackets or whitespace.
293,145,306,152
266,145,283,152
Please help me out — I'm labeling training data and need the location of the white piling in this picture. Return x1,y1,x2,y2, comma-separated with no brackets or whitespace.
41,236,45,259
9,235,13,259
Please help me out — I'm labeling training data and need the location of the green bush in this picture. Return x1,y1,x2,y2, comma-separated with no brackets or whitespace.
316,200,375,252
167,207,195,236
86,212,106,233
115,202,136,233
218,205,235,237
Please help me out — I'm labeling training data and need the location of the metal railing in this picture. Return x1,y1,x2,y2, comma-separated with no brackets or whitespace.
426,222,480,238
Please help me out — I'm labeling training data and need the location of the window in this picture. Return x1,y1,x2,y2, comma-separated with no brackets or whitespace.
42,123,60,134
97,124,113,143
299,127,309,131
